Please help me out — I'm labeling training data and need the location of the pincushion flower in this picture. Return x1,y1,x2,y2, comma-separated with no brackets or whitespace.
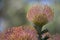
26,4,54,40
2,26,38,40
27,4,54,24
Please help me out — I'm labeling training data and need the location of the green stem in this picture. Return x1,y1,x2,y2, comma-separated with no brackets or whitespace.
34,25,42,40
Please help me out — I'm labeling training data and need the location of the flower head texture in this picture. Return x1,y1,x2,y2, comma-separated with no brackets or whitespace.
1,26,38,40
27,4,54,26
33,13,48,26
47,34,60,40
43,5,54,21
27,4,43,22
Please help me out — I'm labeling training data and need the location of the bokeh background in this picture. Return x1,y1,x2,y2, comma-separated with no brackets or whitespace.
0,0,60,34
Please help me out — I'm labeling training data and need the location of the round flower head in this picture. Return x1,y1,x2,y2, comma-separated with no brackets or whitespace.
3,26,38,40
27,4,54,25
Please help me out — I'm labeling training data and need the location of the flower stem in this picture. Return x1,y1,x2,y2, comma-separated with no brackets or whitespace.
34,25,42,40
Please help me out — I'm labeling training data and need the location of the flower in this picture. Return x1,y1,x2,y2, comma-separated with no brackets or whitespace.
2,25,38,40
27,4,54,26
26,4,54,40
